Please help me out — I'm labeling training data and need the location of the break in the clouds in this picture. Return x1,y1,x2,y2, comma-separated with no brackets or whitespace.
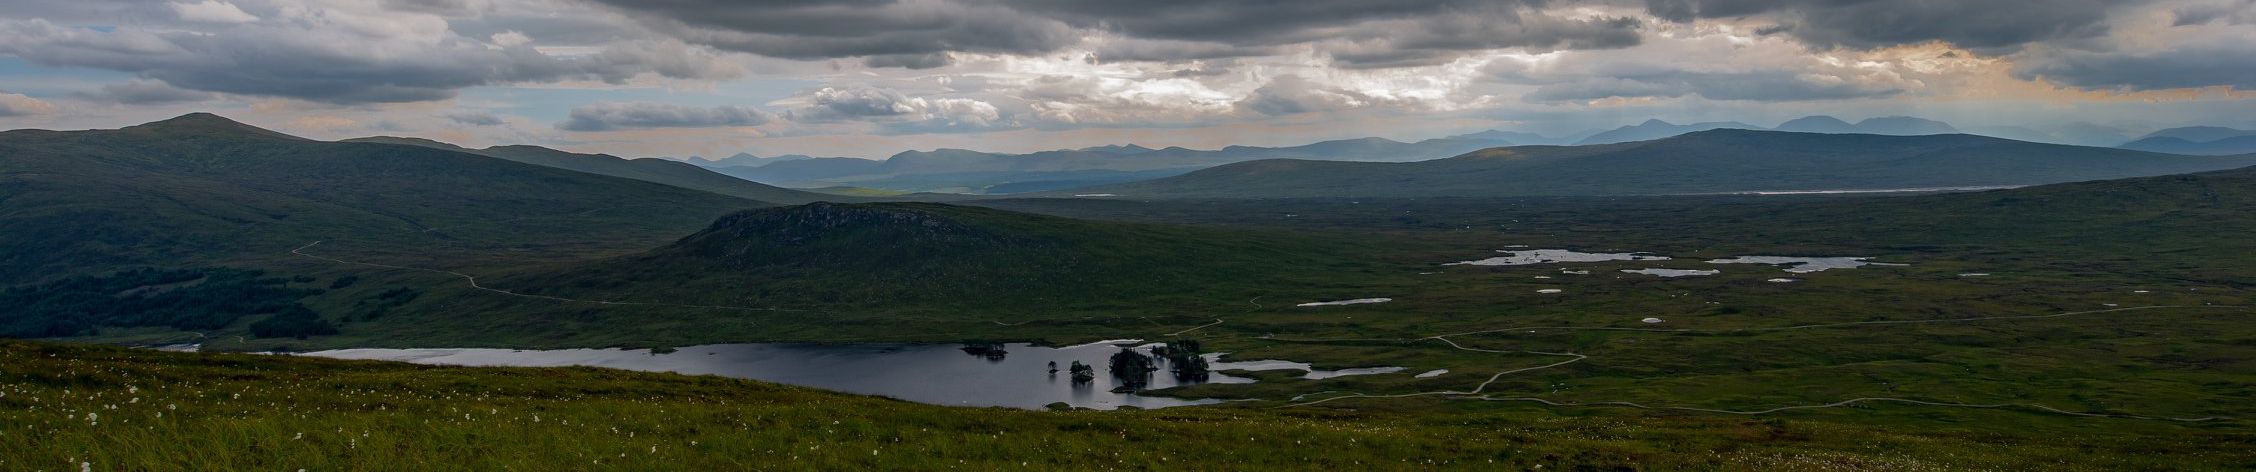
0,0,2249,158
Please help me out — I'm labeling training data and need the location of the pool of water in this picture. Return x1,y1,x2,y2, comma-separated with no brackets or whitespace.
1446,249,1670,266
1706,256,1903,273
305,342,1399,410
1296,298,1392,307
1621,268,1720,277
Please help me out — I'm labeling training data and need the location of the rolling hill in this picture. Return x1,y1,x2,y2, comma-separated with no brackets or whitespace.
1072,129,2256,199
2119,135,2256,156
344,137,836,204
2131,126,2256,143
0,114,767,284
1574,119,1761,145
500,202,1355,309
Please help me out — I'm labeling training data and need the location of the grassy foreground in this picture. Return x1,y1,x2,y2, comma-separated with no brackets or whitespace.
3,341,2249,470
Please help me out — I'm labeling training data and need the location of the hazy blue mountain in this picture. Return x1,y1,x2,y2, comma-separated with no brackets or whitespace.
345,138,834,204
1770,115,1851,133
709,157,885,185
2133,126,2256,144
2048,122,2140,147
1444,129,1579,145
1575,119,1763,145
1852,116,1959,135
709,137,1508,194
1077,129,2256,199
1077,144,1157,154
2119,135,2256,156
1962,125,2062,143
687,153,821,168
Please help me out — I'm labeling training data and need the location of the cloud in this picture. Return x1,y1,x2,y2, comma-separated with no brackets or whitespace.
75,78,218,104
586,0,1643,68
445,112,506,126
169,0,260,24
0,2,740,104
0,93,57,116
558,102,778,131
1483,28,1927,103
783,85,1011,133
587,0,1079,61
863,53,953,70
1237,75,1411,115
2014,43,2256,91
1643,0,2143,52
2009,0,2256,91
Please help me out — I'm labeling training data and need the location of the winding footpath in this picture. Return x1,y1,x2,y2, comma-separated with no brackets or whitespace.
1275,304,2242,423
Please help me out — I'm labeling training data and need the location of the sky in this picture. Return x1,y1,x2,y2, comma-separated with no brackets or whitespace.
1,0,2251,159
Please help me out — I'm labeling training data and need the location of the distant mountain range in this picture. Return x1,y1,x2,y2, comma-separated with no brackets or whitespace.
678,115,2252,195
1574,115,1959,145
686,153,821,168
2117,127,2256,156
695,136,1521,194
345,137,833,204
1072,129,2256,199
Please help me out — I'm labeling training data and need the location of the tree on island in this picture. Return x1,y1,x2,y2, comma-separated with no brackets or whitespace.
1154,340,1210,381
1068,361,1095,383
1108,347,1158,389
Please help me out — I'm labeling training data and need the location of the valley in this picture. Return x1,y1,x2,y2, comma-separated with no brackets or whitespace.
6,116,2252,470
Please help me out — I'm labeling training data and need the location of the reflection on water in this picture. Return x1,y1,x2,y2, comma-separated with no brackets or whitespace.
1446,249,1670,266
1208,358,1408,379
306,342,1406,410
309,342,1242,410
1620,268,1720,277
1296,298,1392,307
1706,256,1903,273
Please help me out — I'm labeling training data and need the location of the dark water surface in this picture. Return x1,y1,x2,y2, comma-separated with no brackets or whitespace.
308,341,1396,410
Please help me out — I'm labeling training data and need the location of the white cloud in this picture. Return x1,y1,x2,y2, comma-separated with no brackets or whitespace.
0,93,57,116
169,0,260,24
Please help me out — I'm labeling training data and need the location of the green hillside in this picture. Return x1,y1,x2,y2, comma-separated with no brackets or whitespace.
501,202,1366,310
1080,130,2256,198
344,136,838,204
0,114,766,284
13,341,2243,470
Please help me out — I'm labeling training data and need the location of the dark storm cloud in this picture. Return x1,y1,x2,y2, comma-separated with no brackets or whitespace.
585,0,1080,60
1643,0,2144,51
2013,44,2256,91
863,53,954,69
557,102,778,131
0,19,738,104
2172,0,2256,26
1323,14,1643,68
445,112,507,126
74,79,217,104
589,0,1644,67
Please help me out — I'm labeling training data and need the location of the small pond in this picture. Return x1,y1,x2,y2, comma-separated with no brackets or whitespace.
1446,249,1670,266
305,341,1398,410
1705,256,1902,273
1620,268,1720,277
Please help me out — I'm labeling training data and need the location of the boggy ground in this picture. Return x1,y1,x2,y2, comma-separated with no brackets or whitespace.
3,341,2250,470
